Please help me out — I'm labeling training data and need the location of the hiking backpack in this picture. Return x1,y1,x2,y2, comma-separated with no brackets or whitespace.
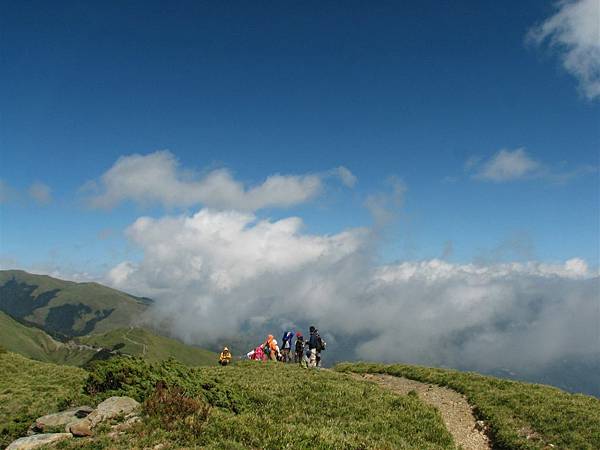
316,335,326,352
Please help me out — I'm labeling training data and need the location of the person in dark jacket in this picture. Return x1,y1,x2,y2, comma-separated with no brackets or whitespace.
281,331,294,363
294,332,304,363
307,326,318,368
316,331,326,367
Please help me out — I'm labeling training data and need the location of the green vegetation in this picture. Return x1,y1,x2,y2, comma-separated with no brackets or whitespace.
79,327,217,366
0,352,89,448
0,311,96,366
0,309,216,368
55,357,453,449
83,357,241,410
336,362,600,450
5,340,598,449
0,270,147,337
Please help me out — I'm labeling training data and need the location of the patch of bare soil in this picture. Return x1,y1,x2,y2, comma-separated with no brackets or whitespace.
354,373,491,450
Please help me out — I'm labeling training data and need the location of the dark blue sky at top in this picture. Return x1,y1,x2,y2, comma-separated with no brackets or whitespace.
1,0,598,274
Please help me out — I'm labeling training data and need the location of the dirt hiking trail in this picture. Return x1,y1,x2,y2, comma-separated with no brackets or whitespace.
353,373,491,450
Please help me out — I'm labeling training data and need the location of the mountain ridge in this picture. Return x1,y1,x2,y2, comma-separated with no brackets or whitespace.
0,270,148,338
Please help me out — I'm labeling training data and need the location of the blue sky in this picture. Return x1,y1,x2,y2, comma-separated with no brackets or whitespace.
1,0,598,276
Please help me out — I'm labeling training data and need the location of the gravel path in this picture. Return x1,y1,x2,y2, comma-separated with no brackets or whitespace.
353,373,491,450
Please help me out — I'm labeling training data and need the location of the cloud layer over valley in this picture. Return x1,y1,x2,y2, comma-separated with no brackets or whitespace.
108,207,599,379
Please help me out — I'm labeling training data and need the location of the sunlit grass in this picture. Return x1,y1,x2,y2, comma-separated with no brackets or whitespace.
0,352,88,448
336,362,600,449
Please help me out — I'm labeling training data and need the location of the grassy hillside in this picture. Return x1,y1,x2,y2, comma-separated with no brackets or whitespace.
0,354,455,449
336,362,600,450
3,353,599,449
79,327,217,366
0,310,217,367
0,311,97,366
0,351,89,448
0,270,148,337
60,357,455,449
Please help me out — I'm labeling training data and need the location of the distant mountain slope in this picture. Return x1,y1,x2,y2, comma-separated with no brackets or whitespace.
0,310,217,367
79,327,217,366
0,270,148,337
0,311,97,366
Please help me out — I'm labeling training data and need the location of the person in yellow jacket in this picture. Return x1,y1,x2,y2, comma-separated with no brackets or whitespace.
219,346,232,366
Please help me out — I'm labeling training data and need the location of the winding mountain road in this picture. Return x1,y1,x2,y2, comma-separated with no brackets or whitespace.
123,328,147,356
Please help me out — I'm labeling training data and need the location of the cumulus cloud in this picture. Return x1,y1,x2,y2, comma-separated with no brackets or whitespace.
85,151,354,211
1,180,56,205
364,176,406,225
527,0,600,100
332,166,358,187
468,148,597,183
472,148,541,182
28,182,52,205
107,207,598,379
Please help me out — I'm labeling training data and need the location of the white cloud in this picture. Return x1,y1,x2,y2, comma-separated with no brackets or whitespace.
108,261,136,285
472,148,541,182
85,151,354,211
527,0,600,100
332,166,358,187
468,148,596,183
364,176,406,225
109,209,367,294
107,207,598,376
28,182,52,205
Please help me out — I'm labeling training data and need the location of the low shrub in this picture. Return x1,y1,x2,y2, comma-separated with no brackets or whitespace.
84,356,245,413
144,381,211,437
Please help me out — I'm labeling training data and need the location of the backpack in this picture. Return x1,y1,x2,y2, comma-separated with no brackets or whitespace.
316,336,326,352
263,343,271,355
295,338,304,353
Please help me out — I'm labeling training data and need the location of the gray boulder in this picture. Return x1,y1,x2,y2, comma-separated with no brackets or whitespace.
30,406,93,433
68,396,140,436
68,419,93,437
88,396,140,427
6,433,72,450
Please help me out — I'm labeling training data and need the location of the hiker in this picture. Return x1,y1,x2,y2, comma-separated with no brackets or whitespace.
315,329,326,367
294,332,305,364
263,335,280,361
307,326,319,368
270,338,280,361
247,345,265,361
250,344,266,361
219,346,232,366
281,331,294,363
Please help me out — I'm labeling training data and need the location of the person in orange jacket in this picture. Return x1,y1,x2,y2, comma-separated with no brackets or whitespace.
263,334,280,361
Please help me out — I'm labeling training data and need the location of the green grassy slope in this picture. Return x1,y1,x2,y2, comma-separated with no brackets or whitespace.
0,351,89,448
56,357,455,449
79,327,217,366
3,353,599,450
0,270,148,337
0,311,96,366
336,362,600,450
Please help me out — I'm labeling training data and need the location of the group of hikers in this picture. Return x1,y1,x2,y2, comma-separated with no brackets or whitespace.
219,326,326,368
